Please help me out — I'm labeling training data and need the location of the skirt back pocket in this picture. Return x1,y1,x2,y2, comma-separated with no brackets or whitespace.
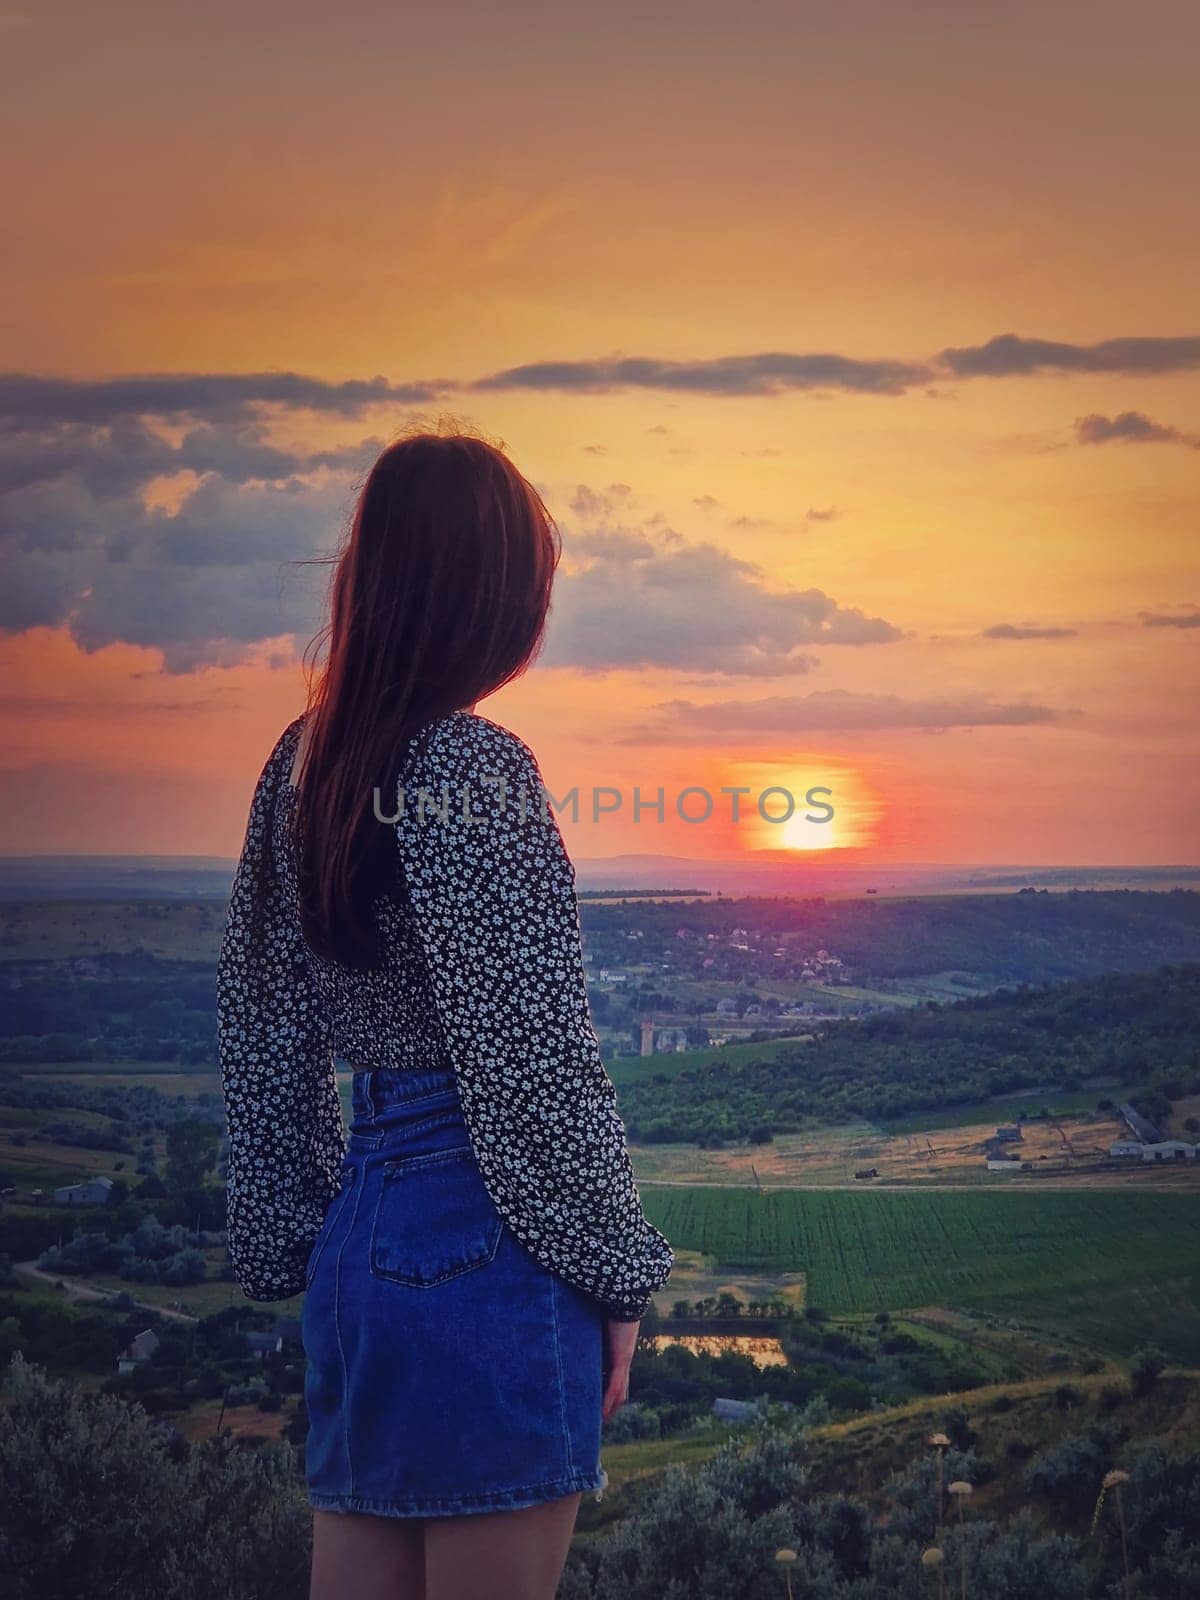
370,1144,504,1288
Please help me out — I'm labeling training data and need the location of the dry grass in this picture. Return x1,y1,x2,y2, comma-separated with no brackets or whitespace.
632,1110,1200,1190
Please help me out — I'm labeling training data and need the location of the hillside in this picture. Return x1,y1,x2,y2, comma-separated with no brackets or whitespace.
615,963,1200,1136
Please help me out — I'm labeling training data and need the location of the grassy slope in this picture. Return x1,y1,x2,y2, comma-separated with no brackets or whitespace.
578,1368,1200,1540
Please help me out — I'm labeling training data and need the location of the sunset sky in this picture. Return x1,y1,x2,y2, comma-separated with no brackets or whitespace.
1,1,1197,866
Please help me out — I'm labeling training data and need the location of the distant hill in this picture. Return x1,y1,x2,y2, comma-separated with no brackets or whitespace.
2,853,1198,901
0,856,236,900
616,963,1200,1138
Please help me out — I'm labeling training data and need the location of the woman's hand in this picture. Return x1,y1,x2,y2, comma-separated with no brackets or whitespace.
601,1317,640,1422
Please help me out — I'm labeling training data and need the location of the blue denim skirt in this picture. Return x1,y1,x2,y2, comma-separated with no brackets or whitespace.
302,1065,606,1518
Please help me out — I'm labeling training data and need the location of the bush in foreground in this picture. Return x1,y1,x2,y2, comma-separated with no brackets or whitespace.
0,1356,309,1600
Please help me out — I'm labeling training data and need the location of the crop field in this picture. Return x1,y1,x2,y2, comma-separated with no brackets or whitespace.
639,1186,1200,1360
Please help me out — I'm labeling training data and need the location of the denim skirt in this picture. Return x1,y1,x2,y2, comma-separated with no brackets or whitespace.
302,1065,606,1518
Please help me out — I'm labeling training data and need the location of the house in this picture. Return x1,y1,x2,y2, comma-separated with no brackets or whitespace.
54,1176,115,1207
986,1154,1022,1172
715,998,738,1017
995,1125,1022,1143
712,1397,759,1423
117,1328,160,1375
1141,1141,1198,1163
1109,1140,1144,1158
245,1331,284,1358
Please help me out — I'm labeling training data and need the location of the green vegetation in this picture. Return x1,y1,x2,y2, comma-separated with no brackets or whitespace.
0,1359,308,1599
641,1187,1200,1361
617,964,1200,1139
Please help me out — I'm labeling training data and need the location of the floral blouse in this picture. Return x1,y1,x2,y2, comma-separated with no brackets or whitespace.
216,709,673,1321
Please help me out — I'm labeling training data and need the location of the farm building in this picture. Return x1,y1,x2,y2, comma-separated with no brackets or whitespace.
712,1397,759,1423
986,1154,1022,1172
995,1125,1022,1142
1110,1140,1144,1158
1120,1102,1166,1144
117,1329,159,1376
245,1331,284,1358
1141,1141,1198,1162
54,1176,115,1206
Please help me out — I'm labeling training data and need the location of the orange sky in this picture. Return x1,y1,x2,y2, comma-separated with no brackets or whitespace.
1,1,1197,865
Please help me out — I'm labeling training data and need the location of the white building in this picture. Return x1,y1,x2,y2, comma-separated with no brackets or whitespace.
54,1176,115,1206
117,1328,160,1375
1141,1141,1198,1162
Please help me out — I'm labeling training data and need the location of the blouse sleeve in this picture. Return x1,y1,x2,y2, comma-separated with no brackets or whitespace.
216,723,345,1302
394,714,673,1321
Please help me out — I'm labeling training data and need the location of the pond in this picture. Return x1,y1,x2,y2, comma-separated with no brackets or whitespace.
651,1333,788,1368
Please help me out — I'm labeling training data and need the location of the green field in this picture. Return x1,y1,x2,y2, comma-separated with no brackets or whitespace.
641,1186,1200,1361
608,1033,812,1086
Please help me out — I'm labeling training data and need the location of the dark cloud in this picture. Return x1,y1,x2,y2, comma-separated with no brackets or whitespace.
470,352,930,397
983,623,1078,640
1075,411,1199,449
0,415,363,669
0,372,441,431
805,506,842,524
0,417,380,498
637,689,1063,737
1140,609,1200,630
940,334,1200,379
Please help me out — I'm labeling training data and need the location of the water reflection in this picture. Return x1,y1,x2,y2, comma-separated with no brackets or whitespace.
652,1333,788,1368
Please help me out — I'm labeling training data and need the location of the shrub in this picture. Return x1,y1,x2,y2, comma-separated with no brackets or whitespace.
0,1357,309,1599
1130,1345,1167,1397
1097,1382,1129,1413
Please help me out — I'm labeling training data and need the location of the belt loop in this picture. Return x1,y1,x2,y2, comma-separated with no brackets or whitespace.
364,1070,377,1122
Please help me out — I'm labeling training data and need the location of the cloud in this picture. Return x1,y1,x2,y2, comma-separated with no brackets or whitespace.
5,328,1200,450
635,689,1063,737
567,483,633,521
1140,609,1200,630
470,351,930,397
982,623,1078,640
0,372,442,431
542,511,903,676
1075,411,1200,449
805,506,842,524
0,416,365,669
940,334,1200,379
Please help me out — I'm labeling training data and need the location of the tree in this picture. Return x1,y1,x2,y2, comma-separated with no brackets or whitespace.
165,1119,220,1192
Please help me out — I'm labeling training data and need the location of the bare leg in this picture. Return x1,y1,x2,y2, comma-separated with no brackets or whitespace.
425,1491,583,1600
310,1509,426,1600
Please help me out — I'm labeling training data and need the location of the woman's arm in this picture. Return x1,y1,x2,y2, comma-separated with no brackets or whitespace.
216,721,344,1302
395,713,673,1321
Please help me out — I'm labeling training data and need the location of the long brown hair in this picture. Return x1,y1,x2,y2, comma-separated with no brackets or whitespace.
290,422,561,969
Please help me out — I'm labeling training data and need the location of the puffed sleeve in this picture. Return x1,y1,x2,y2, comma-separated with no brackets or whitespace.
394,713,673,1321
216,721,345,1302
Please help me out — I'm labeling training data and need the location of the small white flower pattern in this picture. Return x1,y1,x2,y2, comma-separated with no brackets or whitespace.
216,709,674,1321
